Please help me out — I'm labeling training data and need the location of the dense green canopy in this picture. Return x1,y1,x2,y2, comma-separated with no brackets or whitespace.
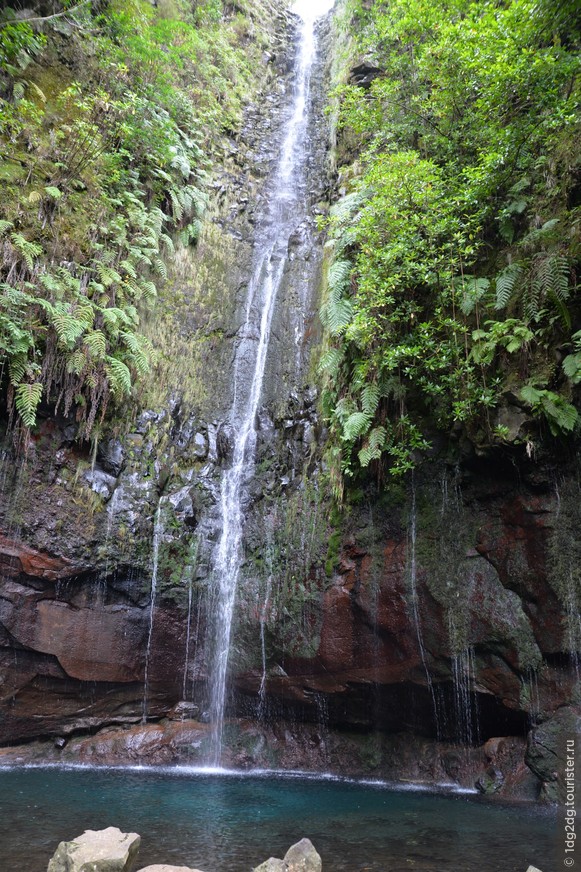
322,0,580,489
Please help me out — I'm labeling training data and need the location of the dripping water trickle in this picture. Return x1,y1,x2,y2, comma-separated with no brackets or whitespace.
142,498,166,724
408,474,441,737
451,645,480,747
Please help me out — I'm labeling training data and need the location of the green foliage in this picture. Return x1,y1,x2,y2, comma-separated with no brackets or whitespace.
0,0,268,433
322,0,581,484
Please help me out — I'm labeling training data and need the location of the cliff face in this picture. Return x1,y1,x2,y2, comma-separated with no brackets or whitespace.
0,4,579,805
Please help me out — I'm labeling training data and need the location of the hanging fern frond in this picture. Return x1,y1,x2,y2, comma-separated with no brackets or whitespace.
343,410,371,442
84,330,107,359
318,347,343,378
66,349,87,375
153,257,168,280
159,233,175,254
361,383,380,417
358,425,388,467
51,311,85,349
328,259,352,294
322,297,353,336
495,263,523,310
169,188,183,222
105,356,132,398
10,233,43,270
14,382,43,428
458,276,490,315
120,259,137,279
95,262,122,288
526,254,571,326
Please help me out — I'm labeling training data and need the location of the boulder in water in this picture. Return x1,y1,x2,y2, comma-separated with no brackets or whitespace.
284,839,322,872
47,827,141,872
253,839,322,872
253,860,287,872
137,867,206,872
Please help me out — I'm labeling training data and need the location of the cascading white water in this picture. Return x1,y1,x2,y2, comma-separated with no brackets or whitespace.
207,0,334,765
142,498,166,723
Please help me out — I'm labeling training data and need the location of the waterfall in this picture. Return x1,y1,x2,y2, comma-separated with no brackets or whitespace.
142,498,166,723
207,0,333,766
182,574,194,700
408,475,441,737
257,571,272,720
451,646,480,747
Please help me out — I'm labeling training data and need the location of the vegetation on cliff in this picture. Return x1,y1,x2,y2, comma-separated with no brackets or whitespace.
322,0,580,492
0,0,280,440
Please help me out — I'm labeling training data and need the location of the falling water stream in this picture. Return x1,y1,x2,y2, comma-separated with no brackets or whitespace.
207,1,332,764
142,498,166,723
408,476,441,737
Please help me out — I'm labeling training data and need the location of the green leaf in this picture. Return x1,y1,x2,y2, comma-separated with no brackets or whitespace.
105,356,132,398
44,186,62,200
563,353,581,384
343,411,371,442
14,382,43,427
520,384,543,406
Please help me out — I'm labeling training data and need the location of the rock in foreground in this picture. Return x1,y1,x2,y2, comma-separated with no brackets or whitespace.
137,867,205,871
47,827,141,872
254,838,322,872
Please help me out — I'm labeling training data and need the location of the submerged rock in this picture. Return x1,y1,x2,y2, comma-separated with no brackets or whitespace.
47,827,140,872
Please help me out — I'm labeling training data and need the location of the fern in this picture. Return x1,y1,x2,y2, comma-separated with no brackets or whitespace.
169,189,183,221
361,383,380,417
358,425,387,467
14,382,43,428
540,393,578,435
343,411,371,441
328,259,352,294
171,152,191,179
324,297,353,336
139,280,157,301
10,233,43,270
159,233,175,254
153,257,168,280
494,263,523,310
458,276,490,315
105,356,132,398
95,262,122,288
120,259,137,279
563,352,581,384
84,330,107,359
51,311,85,349
0,220,14,236
333,225,359,256
318,347,343,378
66,349,87,375
44,186,62,200
526,254,571,326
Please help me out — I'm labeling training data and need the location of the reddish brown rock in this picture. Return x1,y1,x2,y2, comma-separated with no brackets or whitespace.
0,533,80,580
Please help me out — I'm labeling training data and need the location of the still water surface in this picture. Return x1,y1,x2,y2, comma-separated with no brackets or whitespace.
0,767,554,872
